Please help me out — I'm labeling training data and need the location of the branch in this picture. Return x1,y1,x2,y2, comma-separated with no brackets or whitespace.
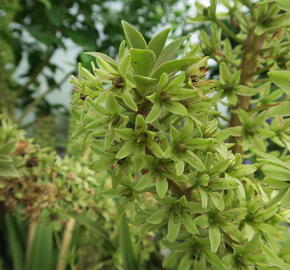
18,72,72,124
16,48,55,98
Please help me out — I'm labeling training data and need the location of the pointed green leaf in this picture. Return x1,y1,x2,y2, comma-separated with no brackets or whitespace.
236,109,250,124
178,253,192,270
107,93,120,113
85,52,118,69
129,49,156,76
236,85,258,96
96,56,117,73
156,178,168,198
220,62,232,84
122,88,137,111
168,72,186,87
135,114,147,130
133,75,157,95
148,27,171,58
121,20,147,49
118,40,126,60
193,256,207,270
157,72,169,91
146,208,168,224
211,174,240,190
114,128,134,140
176,160,185,176
270,101,290,116
194,215,209,228
170,126,180,142
183,213,198,234
0,164,19,177
148,139,164,158
204,250,225,269
209,192,225,211
209,226,221,253
0,140,16,155
221,225,243,242
199,188,208,209
154,36,188,68
252,148,290,170
146,103,161,123
210,159,230,173
118,54,131,77
163,252,180,268
166,101,188,115
262,164,290,181
134,174,153,191
116,141,135,159
151,57,199,79
167,215,181,242
183,151,205,171
242,233,261,254
276,0,290,12
268,70,290,92
234,164,257,177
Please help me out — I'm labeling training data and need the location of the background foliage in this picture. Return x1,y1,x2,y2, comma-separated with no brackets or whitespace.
0,0,191,148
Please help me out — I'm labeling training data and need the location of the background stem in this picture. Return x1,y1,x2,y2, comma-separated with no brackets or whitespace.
56,218,76,270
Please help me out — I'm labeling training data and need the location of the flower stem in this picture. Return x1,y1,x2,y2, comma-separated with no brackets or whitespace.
56,218,76,270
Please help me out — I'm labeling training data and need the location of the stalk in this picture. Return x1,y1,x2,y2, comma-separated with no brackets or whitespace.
229,29,264,154
56,218,76,270
25,219,37,264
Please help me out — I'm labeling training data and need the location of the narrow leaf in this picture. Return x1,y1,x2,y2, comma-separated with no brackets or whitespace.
183,213,199,234
118,54,131,78
122,88,137,111
154,36,188,68
156,178,168,198
167,215,181,242
209,192,225,211
121,20,147,49
116,141,135,159
151,57,199,79
148,27,171,58
146,103,161,123
268,70,290,92
119,213,137,270
209,226,221,253
166,101,188,115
